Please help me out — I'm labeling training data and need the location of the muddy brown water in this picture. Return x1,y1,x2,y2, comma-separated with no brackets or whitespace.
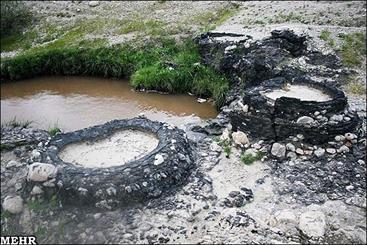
0,76,218,131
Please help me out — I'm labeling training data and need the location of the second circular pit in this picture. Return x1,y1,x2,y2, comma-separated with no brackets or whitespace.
230,76,359,144
44,118,195,208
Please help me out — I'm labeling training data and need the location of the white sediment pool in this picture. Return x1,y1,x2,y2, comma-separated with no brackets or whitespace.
262,84,332,102
58,130,159,168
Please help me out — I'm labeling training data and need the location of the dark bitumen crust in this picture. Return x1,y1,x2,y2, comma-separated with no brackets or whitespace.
44,117,195,208
230,76,358,144
196,29,360,144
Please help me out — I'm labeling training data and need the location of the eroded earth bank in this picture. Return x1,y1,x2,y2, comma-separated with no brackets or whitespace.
1,1,366,244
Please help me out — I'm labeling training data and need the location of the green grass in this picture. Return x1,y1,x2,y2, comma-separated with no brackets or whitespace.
1,38,229,108
217,139,231,158
319,30,335,47
241,151,265,165
193,5,240,32
49,127,61,136
345,76,366,96
338,32,366,68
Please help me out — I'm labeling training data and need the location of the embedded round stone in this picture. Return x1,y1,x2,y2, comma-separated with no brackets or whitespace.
28,163,57,182
2,196,24,214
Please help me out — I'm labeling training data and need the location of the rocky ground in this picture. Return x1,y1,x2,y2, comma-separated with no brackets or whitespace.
1,1,366,244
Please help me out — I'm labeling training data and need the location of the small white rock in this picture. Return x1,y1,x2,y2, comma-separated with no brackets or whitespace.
88,1,99,7
314,148,325,157
271,143,286,158
220,128,230,141
30,186,44,195
197,98,207,103
210,142,222,152
326,148,336,154
232,131,249,146
338,145,350,153
286,143,296,152
299,211,326,237
295,148,304,155
296,116,314,125
344,133,357,141
153,154,164,165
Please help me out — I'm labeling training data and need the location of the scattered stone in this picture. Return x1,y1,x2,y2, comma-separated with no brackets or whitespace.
286,152,297,159
197,98,207,103
314,148,325,157
30,186,44,195
296,148,304,155
27,163,57,182
334,135,344,142
337,145,350,153
330,114,343,122
2,196,24,214
209,142,222,152
88,1,99,7
274,209,297,225
271,143,286,158
31,149,41,160
220,128,230,141
326,148,336,154
296,134,304,140
299,211,326,237
286,143,296,152
345,133,357,140
153,154,164,165
232,131,249,146
296,116,314,125
6,160,21,168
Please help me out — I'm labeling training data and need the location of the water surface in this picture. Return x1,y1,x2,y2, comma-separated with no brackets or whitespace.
1,76,218,131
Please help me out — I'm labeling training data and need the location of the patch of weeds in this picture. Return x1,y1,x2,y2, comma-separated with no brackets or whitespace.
193,5,240,32
48,122,61,136
338,32,366,68
345,76,366,96
276,13,308,24
319,30,335,47
223,144,231,158
119,18,165,35
0,143,13,152
49,127,61,136
241,151,265,165
27,199,44,213
253,20,265,25
1,210,14,220
0,29,37,52
1,1,33,37
35,225,48,241
218,139,231,158
3,117,32,128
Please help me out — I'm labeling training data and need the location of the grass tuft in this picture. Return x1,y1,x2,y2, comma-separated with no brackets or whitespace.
319,30,335,47
2,117,32,128
241,151,265,165
338,32,366,68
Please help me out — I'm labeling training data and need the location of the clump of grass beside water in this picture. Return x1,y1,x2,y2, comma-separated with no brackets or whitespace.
1,117,32,128
1,38,229,108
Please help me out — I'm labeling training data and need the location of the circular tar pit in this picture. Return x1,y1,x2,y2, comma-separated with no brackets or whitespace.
58,129,159,168
262,84,332,102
